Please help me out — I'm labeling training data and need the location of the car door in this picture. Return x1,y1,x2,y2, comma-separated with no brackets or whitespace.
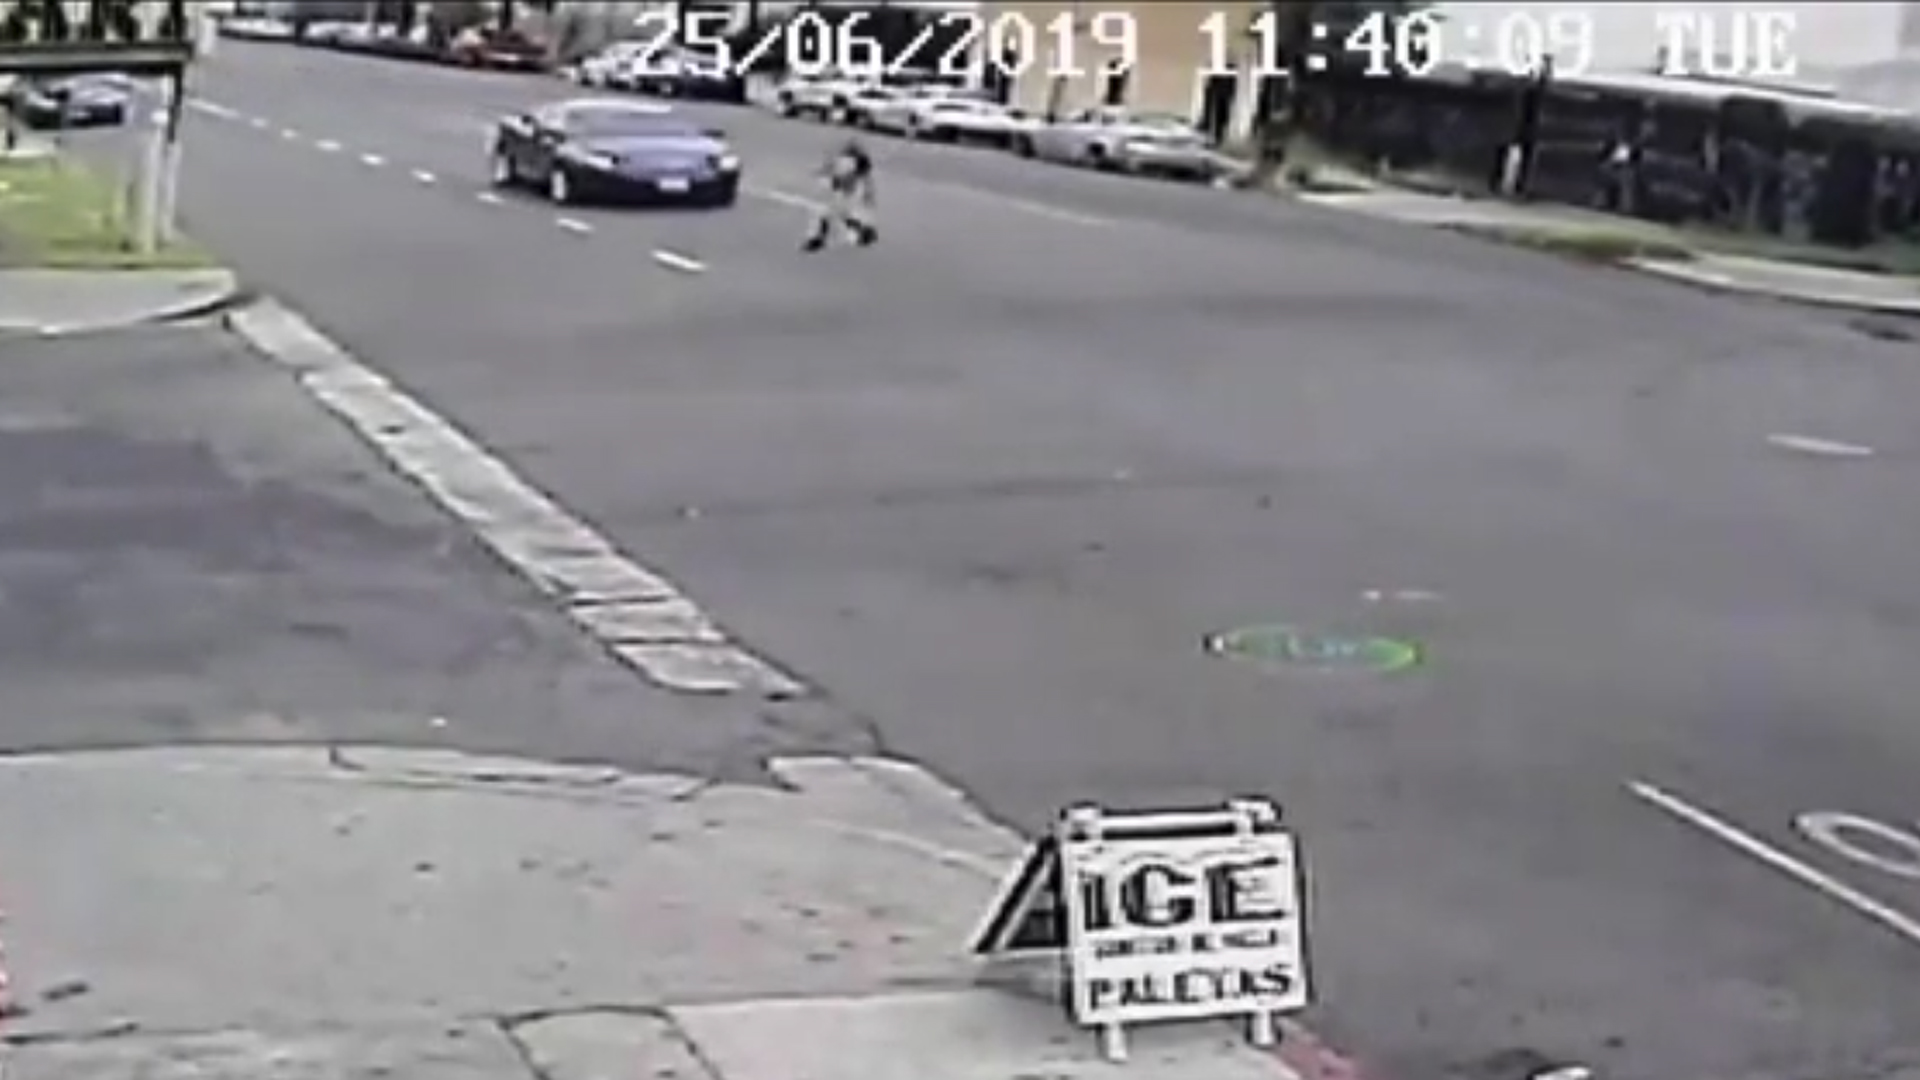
1036,109,1094,160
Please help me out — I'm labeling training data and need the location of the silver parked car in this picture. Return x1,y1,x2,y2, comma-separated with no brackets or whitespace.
1018,107,1228,183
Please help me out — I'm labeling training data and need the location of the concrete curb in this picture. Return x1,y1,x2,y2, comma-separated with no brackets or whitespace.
1625,257,1920,317
222,297,808,700
0,272,251,338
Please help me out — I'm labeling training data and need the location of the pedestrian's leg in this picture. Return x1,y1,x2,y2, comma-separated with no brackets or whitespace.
801,204,830,251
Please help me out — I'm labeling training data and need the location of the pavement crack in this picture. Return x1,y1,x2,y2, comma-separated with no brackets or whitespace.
622,467,1300,526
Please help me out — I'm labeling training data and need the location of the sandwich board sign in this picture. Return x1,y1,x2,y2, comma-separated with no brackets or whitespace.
972,798,1311,1062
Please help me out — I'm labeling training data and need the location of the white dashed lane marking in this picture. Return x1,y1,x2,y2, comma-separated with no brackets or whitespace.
279,127,300,140
359,152,386,167
651,249,706,274
555,216,593,235
411,169,437,185
476,191,505,205
1766,433,1876,458
315,139,342,153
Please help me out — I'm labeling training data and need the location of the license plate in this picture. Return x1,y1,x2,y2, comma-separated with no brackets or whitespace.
657,177,690,193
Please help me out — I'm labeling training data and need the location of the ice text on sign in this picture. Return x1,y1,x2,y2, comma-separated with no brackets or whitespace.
1077,850,1302,1013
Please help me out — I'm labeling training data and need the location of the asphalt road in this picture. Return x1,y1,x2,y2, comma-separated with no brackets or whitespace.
0,323,849,775
150,40,1920,1080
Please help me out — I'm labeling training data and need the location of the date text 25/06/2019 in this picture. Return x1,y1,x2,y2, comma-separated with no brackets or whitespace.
627,6,1147,83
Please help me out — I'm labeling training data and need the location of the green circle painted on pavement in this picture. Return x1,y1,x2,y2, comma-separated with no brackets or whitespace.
1204,624,1422,674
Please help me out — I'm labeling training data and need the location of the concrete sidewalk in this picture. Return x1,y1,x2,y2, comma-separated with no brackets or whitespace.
1299,189,1920,315
0,269,243,336
0,746,1301,1079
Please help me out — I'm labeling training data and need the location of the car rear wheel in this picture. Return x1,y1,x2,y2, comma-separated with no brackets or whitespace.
547,167,573,204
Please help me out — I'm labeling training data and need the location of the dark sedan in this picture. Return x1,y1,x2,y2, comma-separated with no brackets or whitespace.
4,74,133,130
489,100,741,207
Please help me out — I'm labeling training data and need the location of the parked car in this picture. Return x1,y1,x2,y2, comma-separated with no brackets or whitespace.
4,73,133,130
629,46,746,103
450,26,548,71
854,83,963,129
875,97,1036,146
1019,107,1227,181
776,72,870,123
567,41,651,88
217,17,295,40
488,98,741,207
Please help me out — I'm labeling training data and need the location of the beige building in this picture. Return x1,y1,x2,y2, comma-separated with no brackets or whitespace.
979,0,1271,142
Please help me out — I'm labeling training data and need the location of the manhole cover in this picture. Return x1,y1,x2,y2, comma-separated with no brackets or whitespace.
1204,624,1422,674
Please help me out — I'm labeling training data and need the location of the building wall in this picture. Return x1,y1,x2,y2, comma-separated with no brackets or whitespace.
983,0,1264,139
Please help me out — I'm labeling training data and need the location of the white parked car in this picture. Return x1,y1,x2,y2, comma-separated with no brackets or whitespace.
873,97,1036,147
1018,107,1228,182
859,84,965,132
776,72,873,123
569,41,652,88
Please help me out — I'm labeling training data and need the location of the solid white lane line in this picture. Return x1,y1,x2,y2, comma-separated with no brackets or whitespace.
651,249,705,274
315,139,342,153
1766,433,1876,458
1628,781,1920,947
359,152,386,167
476,191,504,205
411,169,438,185
555,216,593,235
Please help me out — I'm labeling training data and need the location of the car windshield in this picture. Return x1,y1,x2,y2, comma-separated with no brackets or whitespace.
568,108,699,140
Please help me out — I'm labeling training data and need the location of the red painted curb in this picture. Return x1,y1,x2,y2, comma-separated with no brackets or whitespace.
1274,1018,1381,1080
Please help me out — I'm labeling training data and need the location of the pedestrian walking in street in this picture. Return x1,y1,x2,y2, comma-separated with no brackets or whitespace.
802,137,877,252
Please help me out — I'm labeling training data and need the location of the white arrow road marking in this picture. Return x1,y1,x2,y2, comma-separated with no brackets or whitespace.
1629,781,1920,947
